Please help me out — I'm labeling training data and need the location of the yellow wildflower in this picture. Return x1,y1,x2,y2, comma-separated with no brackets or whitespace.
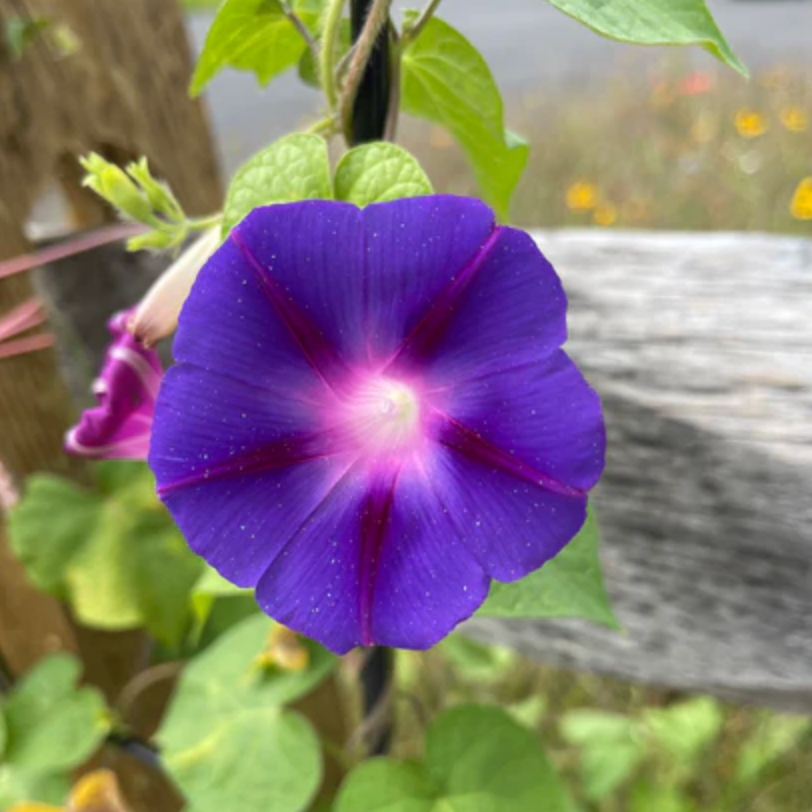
735,110,768,139
592,203,618,227
790,177,812,220
68,769,129,812
8,770,130,812
780,107,809,133
254,625,309,672
566,182,599,212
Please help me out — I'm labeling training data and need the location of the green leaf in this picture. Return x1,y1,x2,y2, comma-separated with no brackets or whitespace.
9,464,202,646
560,710,643,801
221,133,332,235
132,520,207,645
4,16,51,60
0,769,69,810
734,713,811,786
580,741,643,801
436,634,517,684
479,508,618,628
2,654,109,774
194,565,251,600
401,16,528,220
158,614,335,812
8,476,98,594
336,704,577,812
189,565,253,640
560,710,636,746
630,780,696,812
540,0,746,77
0,704,7,757
190,0,307,96
334,143,433,206
505,695,548,730
335,760,437,812
642,697,723,766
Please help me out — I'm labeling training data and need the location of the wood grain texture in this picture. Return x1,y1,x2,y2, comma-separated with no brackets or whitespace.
0,0,222,231
465,230,812,712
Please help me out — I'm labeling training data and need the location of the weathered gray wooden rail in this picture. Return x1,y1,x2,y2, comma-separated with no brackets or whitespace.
470,230,812,714
36,229,812,713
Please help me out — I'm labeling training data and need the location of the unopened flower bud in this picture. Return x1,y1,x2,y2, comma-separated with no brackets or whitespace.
80,153,154,224
126,158,184,223
130,227,219,346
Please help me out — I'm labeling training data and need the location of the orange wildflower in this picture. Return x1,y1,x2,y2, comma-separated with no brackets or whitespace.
678,71,713,96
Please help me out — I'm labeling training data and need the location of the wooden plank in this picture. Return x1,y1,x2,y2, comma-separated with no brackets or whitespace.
466,230,812,713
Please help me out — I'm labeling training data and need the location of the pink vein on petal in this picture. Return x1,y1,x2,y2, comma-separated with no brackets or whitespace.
230,228,351,394
433,409,585,498
156,431,350,497
384,225,502,372
358,469,400,646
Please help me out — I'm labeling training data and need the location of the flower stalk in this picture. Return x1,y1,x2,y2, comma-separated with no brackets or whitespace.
320,0,347,110
401,0,443,45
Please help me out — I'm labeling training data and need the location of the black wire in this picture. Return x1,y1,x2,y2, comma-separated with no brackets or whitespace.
106,731,163,770
349,0,392,145
349,0,395,756
359,646,394,755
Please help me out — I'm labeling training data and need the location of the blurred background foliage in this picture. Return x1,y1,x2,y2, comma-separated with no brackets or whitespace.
394,637,812,812
404,56,812,234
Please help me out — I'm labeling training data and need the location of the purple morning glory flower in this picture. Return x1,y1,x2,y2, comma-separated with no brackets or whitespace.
149,196,605,654
66,309,162,460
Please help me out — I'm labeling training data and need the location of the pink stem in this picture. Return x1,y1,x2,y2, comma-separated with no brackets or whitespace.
0,333,55,360
0,297,46,342
0,222,145,280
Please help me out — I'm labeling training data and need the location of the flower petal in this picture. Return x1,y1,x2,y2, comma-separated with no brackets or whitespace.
172,236,333,398
256,458,489,654
255,463,371,653
131,227,220,346
389,227,567,386
227,201,364,387
369,463,490,648
150,364,351,587
361,196,496,365
426,442,588,582
429,349,605,493
66,310,161,460
231,197,496,373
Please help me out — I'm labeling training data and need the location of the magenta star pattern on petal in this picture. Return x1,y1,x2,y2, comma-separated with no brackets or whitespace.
66,310,162,460
149,197,605,653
